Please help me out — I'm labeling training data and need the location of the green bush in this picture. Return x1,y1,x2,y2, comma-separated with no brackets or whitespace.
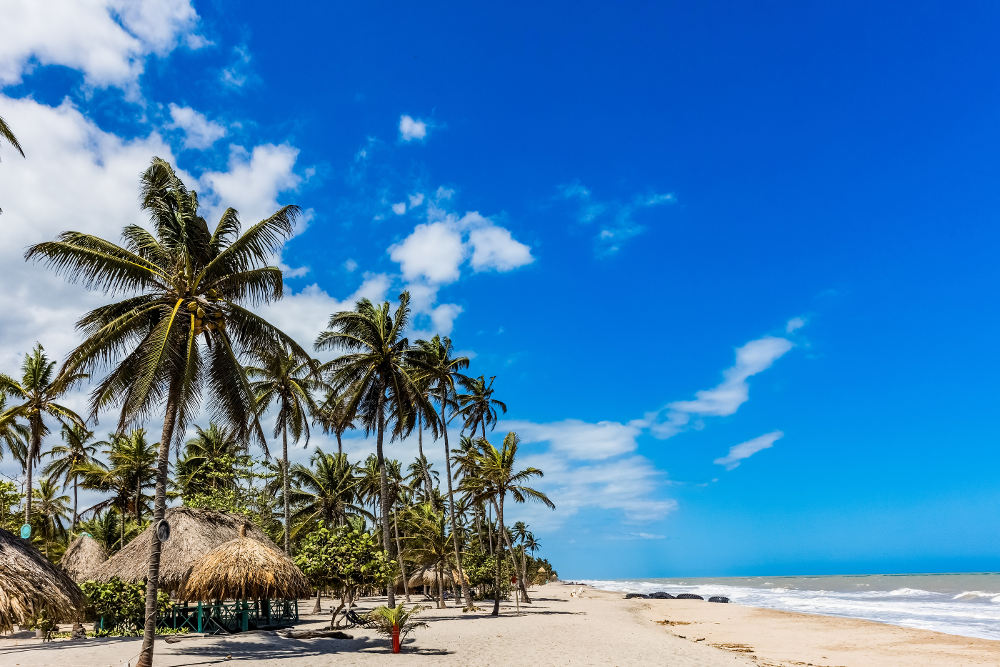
79,578,172,631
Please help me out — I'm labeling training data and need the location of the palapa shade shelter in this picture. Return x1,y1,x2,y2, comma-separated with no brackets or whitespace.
97,507,278,593
0,528,86,632
177,525,310,601
60,534,108,583
405,566,467,589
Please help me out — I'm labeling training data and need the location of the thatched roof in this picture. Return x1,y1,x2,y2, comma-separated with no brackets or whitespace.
0,528,86,632
405,566,467,589
60,534,108,583
97,507,279,593
177,526,310,601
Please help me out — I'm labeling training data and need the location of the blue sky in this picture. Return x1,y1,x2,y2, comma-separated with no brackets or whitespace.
2,2,999,578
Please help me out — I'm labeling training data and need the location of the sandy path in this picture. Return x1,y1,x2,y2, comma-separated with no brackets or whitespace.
0,583,749,667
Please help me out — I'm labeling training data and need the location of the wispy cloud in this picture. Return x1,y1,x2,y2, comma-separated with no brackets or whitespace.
646,334,796,438
714,431,784,470
558,181,675,254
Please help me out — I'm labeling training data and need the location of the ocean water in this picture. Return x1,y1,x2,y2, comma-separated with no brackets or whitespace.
579,573,1000,640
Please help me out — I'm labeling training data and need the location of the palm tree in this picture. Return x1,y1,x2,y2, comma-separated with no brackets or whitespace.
0,115,24,157
247,349,319,554
288,449,370,532
316,387,355,455
77,508,138,554
0,344,86,527
315,292,432,607
401,502,453,608
465,432,554,616
458,375,507,439
25,157,305,667
409,373,439,506
0,393,29,468
411,334,475,609
78,429,158,547
30,476,70,558
43,424,99,530
406,455,438,503
175,423,244,498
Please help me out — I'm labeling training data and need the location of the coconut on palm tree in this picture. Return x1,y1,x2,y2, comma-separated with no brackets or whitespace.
0,344,86,527
315,292,432,607
26,157,305,667
246,348,319,553
43,424,99,531
411,334,476,609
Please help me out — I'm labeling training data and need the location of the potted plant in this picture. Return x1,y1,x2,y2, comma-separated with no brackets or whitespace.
369,604,426,654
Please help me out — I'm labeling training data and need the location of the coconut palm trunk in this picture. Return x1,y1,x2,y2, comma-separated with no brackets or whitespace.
376,401,396,606
393,510,410,602
72,477,78,531
138,384,180,667
492,501,532,603
440,393,473,609
282,425,290,554
492,495,505,616
416,413,434,504
23,419,41,525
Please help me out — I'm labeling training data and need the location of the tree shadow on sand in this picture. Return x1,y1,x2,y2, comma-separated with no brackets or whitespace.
165,635,452,665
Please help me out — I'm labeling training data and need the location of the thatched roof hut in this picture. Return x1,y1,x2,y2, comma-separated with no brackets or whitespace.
60,534,108,583
404,566,467,589
177,525,310,601
97,507,278,593
0,528,86,632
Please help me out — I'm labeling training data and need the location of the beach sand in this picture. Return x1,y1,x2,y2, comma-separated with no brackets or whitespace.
1,583,998,666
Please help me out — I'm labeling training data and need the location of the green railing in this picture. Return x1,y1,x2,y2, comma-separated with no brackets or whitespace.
99,599,299,635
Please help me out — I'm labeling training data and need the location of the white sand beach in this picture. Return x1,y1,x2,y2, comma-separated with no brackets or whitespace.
3,583,999,666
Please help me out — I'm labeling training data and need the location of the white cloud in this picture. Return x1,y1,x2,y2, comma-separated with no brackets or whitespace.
648,335,795,438
200,144,303,229
408,193,425,208
714,431,783,470
429,303,463,337
0,0,200,90
399,114,428,142
344,259,358,272
166,104,225,149
389,222,466,283
258,274,392,353
391,202,407,215
468,225,533,272
559,181,675,254
505,419,641,461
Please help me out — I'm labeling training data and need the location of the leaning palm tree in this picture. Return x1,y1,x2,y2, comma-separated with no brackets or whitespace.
246,348,319,553
43,424,99,531
410,335,475,608
315,292,432,606
0,344,86,527
0,115,24,158
465,432,554,616
25,156,305,667
458,375,507,438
